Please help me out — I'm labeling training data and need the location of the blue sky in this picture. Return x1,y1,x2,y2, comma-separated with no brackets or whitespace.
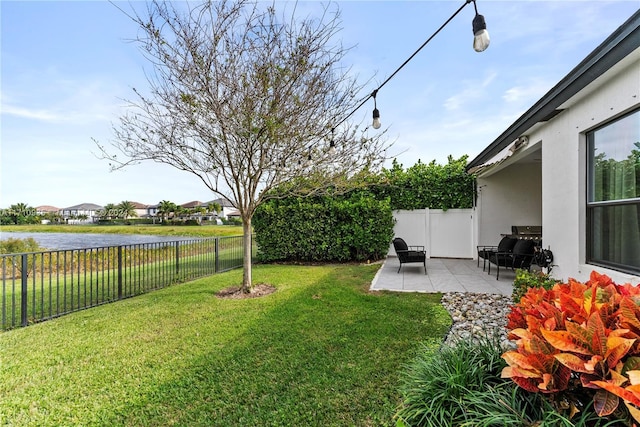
1,1,638,209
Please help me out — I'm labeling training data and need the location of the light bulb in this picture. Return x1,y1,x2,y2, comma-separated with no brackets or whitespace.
472,14,490,52
329,140,336,155
372,108,381,129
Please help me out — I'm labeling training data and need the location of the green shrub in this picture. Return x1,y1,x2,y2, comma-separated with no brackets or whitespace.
395,334,506,427
253,192,394,263
371,156,476,211
512,268,558,303
0,237,42,254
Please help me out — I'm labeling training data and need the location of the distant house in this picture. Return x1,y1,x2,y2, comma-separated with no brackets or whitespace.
180,200,205,210
129,201,150,218
35,205,59,215
207,197,236,220
467,10,639,285
35,205,60,224
60,203,104,224
146,204,159,218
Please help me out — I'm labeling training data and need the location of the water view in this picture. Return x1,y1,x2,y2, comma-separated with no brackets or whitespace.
0,232,193,250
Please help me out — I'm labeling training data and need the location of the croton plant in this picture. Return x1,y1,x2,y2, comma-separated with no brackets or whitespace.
502,271,640,423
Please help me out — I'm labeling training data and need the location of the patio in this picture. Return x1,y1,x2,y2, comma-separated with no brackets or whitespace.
370,256,515,296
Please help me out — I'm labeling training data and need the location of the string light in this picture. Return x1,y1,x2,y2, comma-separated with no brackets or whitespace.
294,0,489,160
372,90,381,130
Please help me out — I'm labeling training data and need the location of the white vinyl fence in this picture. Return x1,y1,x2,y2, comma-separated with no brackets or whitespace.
390,209,477,259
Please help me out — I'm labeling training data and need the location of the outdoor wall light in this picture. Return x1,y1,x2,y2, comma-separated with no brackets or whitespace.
471,1,490,52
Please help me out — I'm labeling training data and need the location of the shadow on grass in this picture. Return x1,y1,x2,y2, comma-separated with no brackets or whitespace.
109,265,448,426
3,264,451,427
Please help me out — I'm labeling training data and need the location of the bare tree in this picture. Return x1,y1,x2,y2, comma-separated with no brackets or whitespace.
97,0,390,292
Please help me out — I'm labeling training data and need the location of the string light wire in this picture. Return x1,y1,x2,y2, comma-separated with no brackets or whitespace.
332,0,479,131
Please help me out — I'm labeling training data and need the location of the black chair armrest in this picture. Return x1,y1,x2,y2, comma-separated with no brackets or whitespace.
408,245,425,252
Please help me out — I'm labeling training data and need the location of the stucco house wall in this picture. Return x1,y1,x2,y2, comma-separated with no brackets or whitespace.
476,162,541,247
468,11,639,285
540,51,640,284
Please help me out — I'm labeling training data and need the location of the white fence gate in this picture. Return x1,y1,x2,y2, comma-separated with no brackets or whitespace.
390,209,477,259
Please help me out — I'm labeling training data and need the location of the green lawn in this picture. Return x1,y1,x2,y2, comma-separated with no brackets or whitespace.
0,263,451,426
0,224,244,238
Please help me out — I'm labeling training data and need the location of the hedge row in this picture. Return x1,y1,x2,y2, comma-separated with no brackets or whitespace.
253,192,394,263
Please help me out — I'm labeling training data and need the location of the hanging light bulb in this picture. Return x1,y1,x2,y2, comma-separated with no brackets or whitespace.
371,90,381,129
372,108,381,129
471,1,490,52
328,128,336,154
305,147,312,167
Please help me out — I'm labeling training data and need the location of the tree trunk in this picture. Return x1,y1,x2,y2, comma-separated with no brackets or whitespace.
241,216,252,293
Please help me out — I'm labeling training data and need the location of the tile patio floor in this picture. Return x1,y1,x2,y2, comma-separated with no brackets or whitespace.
370,256,515,296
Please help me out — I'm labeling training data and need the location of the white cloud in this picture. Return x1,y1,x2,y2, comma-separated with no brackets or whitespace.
502,79,553,104
443,71,497,112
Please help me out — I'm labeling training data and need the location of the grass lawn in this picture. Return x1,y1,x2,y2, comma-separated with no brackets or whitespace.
0,224,244,238
0,263,451,426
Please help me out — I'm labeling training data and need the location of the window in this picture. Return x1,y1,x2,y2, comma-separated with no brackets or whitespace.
587,109,640,274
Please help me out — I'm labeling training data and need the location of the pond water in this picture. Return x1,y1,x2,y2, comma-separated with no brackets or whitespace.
0,232,195,251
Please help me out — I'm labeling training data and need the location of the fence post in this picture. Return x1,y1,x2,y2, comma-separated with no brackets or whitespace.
215,238,220,273
175,241,180,277
21,254,28,327
117,246,123,299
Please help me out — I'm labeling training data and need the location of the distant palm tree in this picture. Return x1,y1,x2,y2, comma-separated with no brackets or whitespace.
157,200,176,222
117,201,137,220
8,202,33,224
174,205,187,221
101,203,117,219
207,202,221,216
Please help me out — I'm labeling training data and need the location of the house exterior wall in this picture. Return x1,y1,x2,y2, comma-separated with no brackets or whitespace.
476,162,542,247
540,52,640,285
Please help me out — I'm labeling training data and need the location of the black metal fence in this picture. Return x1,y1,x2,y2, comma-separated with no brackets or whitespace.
1,236,250,330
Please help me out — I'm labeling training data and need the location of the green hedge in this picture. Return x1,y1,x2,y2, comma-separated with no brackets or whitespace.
371,155,475,210
253,192,394,263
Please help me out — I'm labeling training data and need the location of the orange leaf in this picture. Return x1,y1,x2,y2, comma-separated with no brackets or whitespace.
629,371,640,386
587,311,608,357
555,353,591,373
606,336,636,367
502,351,539,372
540,328,591,355
593,389,619,416
624,401,640,424
591,381,640,407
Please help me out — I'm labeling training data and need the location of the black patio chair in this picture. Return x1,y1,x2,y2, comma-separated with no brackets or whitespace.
392,237,426,274
477,236,517,271
487,239,536,280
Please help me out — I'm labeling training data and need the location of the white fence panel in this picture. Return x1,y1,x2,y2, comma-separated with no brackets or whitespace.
391,209,429,257
391,209,476,259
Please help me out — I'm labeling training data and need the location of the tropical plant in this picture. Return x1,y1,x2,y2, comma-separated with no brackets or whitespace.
2,202,37,224
512,268,559,303
207,202,222,217
502,271,640,424
157,200,176,222
117,201,137,219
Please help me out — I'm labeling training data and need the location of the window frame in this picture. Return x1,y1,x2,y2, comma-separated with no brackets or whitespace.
586,108,640,275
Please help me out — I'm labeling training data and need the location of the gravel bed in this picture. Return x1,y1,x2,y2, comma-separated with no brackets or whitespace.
440,292,515,349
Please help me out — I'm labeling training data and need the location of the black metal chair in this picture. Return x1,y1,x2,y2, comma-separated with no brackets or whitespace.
392,237,426,274
487,239,536,280
477,236,517,271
